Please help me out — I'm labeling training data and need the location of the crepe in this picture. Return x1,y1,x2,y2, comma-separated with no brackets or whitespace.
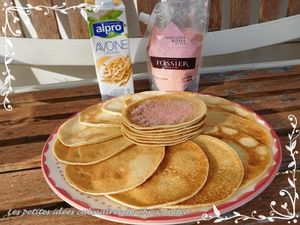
210,137,272,188
179,92,256,122
79,104,121,127
53,136,133,165
102,95,127,116
204,110,273,148
108,141,209,208
121,115,206,135
124,91,168,106
58,116,122,147
122,131,202,147
123,93,207,130
121,93,207,146
121,118,205,139
100,91,168,116
195,95,273,187
122,125,204,142
197,94,257,121
173,135,244,207
64,145,165,195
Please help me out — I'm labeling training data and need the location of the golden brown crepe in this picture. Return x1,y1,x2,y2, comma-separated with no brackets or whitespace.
122,93,207,130
101,95,128,116
108,141,209,208
122,125,204,142
197,94,257,121
173,135,244,207
124,91,168,106
121,119,205,139
207,136,272,188
53,136,133,165
58,116,122,147
178,92,257,122
120,93,207,146
64,145,165,195
79,104,121,127
121,115,206,135
204,110,273,149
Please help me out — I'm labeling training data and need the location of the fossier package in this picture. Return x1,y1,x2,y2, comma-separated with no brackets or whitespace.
86,0,134,100
144,0,209,92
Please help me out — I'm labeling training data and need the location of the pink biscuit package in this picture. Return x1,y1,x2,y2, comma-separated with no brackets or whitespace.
149,22,203,91
145,0,209,92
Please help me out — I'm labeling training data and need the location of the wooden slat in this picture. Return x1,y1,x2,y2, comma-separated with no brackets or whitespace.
10,85,100,105
230,0,251,28
259,0,281,23
200,75,300,98
0,170,298,225
287,0,300,16
0,119,66,147
208,0,222,31
0,142,42,173
136,0,158,35
262,110,300,134
0,98,100,123
0,0,24,37
8,79,149,106
65,0,89,39
233,91,300,113
200,66,300,85
27,0,60,39
0,169,61,212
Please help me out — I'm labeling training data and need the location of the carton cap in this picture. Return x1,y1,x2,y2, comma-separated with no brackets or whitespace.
139,12,150,24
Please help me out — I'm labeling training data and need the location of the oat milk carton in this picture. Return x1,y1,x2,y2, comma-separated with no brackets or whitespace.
86,0,134,100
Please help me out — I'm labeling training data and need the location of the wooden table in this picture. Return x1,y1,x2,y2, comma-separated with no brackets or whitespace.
0,66,299,225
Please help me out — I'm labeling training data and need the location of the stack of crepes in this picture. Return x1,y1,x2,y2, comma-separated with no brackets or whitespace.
121,93,207,146
53,91,273,209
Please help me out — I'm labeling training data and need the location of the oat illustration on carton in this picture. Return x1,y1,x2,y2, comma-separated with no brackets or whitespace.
86,0,134,100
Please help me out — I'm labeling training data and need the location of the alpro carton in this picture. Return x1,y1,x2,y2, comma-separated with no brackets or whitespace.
86,0,134,100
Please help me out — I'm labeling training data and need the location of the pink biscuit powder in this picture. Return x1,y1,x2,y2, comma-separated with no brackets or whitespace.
130,99,194,127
